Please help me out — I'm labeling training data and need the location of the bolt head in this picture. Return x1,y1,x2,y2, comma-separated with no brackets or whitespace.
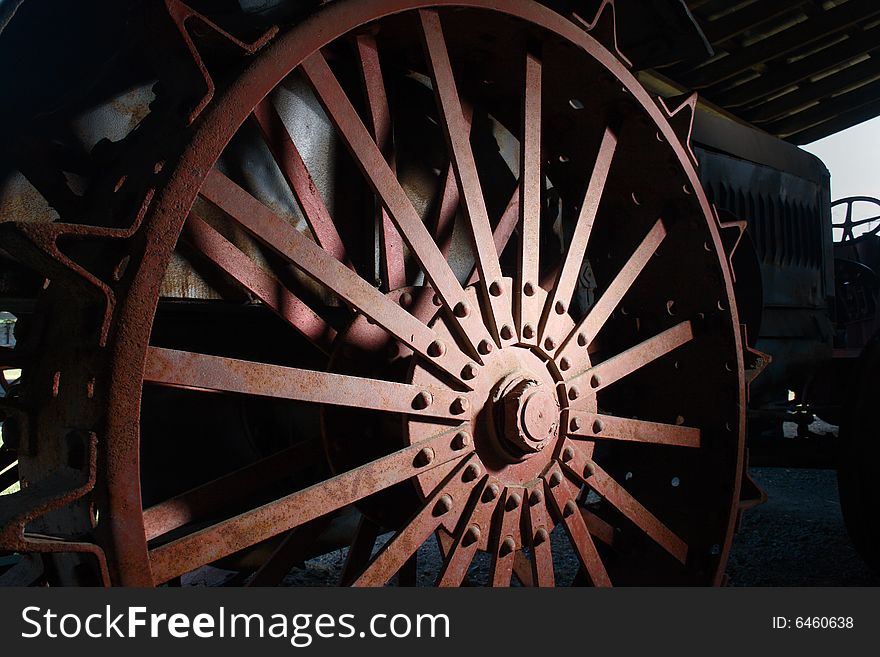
500,325,514,340
428,340,446,357
555,301,566,315
560,357,571,371
534,527,549,545
544,336,556,350
529,489,543,506
592,419,604,434
569,416,582,432
524,282,536,296
590,373,601,388
583,462,595,478
523,324,535,339
561,446,574,462
432,294,442,307
577,333,588,347
568,385,580,400
453,301,470,318
453,431,471,450
435,494,453,515
563,500,577,517
464,462,482,481
500,536,516,555
549,471,562,487
461,363,478,380
485,482,501,500
506,491,522,510
451,397,470,415
413,391,433,410
464,525,481,545
416,447,435,466
489,281,503,297
478,339,494,355
399,292,413,307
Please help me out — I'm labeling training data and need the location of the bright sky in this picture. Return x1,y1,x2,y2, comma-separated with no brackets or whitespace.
801,115,880,201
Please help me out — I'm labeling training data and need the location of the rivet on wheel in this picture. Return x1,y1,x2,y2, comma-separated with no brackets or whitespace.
413,391,433,409
534,527,549,545
549,471,563,487
590,373,601,388
453,431,471,450
451,397,470,415
416,447,435,466
577,333,588,347
523,324,535,339
561,446,574,462
583,462,595,478
454,301,470,318
435,494,453,515
399,292,413,308
563,500,577,517
478,339,494,355
463,525,481,546
592,419,604,434
485,482,501,501
432,294,442,307
428,340,446,357
555,301,566,315
462,363,478,380
500,324,514,340
524,282,536,296
464,462,482,481
568,385,580,400
529,489,543,506
500,536,516,556
544,336,556,350
489,281,503,296
560,357,571,371
570,416,582,432
506,491,522,510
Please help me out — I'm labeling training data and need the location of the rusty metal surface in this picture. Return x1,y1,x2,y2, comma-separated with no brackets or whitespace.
0,0,750,587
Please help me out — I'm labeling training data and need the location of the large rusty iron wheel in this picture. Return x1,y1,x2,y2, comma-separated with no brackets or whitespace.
0,0,747,586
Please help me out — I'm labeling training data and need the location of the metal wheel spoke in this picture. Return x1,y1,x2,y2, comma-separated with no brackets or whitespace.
181,214,336,353
200,169,472,382
518,50,543,346
144,346,465,420
524,484,554,587
561,440,688,564
436,478,499,587
420,9,515,342
299,51,492,357
544,465,611,586
247,516,334,587
253,98,347,262
540,126,618,340
488,486,524,587
340,515,381,586
568,412,701,448
557,218,667,360
148,427,474,584
568,320,694,396
143,439,322,541
466,185,520,286
352,455,482,587
354,33,406,291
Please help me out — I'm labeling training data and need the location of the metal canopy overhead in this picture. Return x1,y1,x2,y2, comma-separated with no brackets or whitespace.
658,0,880,144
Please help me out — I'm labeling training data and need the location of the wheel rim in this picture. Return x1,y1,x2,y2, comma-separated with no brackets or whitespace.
1,0,745,587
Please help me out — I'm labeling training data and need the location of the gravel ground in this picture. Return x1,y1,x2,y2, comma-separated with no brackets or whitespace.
725,467,880,586
185,464,878,587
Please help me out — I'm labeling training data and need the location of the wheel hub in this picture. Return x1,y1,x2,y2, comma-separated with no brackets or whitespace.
497,377,558,457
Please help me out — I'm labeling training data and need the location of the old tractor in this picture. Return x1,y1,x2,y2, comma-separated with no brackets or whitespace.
0,0,877,586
